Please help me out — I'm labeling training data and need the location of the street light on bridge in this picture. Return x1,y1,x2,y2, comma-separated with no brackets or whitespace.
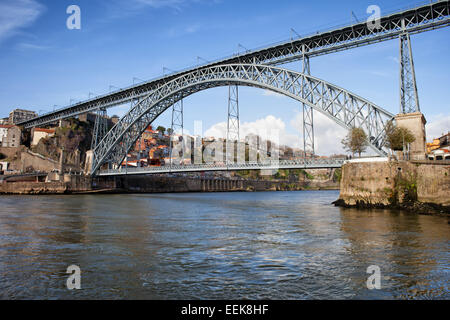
237,43,250,55
163,67,174,76
109,85,119,93
133,77,144,85
197,56,209,66
290,28,301,41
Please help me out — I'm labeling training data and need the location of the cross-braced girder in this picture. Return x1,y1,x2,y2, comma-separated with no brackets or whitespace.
399,32,420,114
91,107,108,151
301,55,314,156
227,85,240,163
169,99,184,165
227,85,240,142
91,64,394,174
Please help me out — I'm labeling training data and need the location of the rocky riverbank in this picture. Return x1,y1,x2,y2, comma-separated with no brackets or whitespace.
334,159,450,216
332,198,450,216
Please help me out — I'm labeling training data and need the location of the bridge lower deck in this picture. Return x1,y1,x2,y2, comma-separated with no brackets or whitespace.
97,159,346,176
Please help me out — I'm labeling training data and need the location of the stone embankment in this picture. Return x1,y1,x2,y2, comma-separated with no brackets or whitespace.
94,175,338,193
0,174,92,194
333,158,450,215
0,172,339,195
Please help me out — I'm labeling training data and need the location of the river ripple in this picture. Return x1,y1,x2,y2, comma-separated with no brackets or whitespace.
0,190,448,299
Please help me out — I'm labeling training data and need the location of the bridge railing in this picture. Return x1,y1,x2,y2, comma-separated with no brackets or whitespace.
97,158,346,176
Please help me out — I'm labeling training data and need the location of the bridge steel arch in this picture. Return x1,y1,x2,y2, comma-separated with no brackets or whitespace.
91,64,394,174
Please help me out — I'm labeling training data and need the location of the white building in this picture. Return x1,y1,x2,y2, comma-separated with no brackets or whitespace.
31,128,56,146
0,125,21,147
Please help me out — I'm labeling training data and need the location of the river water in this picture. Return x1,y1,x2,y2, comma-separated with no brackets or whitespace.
0,190,448,299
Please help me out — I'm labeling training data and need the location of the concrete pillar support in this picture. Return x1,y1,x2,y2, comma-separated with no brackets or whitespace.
394,112,427,160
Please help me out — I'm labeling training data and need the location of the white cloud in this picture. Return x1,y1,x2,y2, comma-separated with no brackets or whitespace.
388,56,399,64
204,112,350,156
133,0,187,10
204,115,298,148
130,0,220,11
290,111,348,155
16,42,50,51
165,23,202,38
426,114,450,142
0,0,45,43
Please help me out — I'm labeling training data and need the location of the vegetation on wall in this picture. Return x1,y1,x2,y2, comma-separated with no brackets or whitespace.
32,119,92,167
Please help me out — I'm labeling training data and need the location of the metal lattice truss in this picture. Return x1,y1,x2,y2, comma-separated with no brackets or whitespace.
301,55,314,156
399,33,420,114
91,64,394,174
98,158,346,176
257,1,450,65
18,1,449,129
227,85,240,163
169,99,184,165
91,107,108,150
227,85,240,142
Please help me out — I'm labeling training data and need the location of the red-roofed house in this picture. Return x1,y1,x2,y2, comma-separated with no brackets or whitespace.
31,128,56,146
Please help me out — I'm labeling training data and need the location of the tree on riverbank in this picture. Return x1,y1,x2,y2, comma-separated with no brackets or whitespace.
384,121,416,151
341,127,368,157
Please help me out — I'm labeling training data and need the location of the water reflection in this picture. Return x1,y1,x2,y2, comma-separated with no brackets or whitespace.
0,191,448,299
339,209,449,299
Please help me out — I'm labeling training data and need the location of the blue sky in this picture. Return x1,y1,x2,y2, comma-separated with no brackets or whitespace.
0,0,449,154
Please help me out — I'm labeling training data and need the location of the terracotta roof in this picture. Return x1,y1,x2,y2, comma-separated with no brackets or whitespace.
0,124,14,129
34,128,55,134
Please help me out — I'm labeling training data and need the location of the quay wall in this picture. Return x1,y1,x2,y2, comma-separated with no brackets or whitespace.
95,175,335,193
0,175,92,194
337,160,450,210
0,172,339,195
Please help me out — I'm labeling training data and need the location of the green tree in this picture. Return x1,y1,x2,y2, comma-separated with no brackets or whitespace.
385,121,416,151
156,126,166,134
341,127,368,157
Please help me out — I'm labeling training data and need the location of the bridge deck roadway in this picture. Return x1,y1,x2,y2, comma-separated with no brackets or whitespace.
97,159,346,176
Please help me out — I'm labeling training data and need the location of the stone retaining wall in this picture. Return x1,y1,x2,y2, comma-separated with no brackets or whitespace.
338,160,450,207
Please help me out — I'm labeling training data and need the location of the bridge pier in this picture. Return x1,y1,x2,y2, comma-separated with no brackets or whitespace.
227,85,240,144
301,47,315,157
394,112,427,160
170,99,184,167
91,107,108,151
399,31,420,114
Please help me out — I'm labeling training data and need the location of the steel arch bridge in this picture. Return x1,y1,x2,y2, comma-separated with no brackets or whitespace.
91,64,394,174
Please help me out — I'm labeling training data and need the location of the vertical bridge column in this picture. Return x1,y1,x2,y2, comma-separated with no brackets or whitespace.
396,23,426,160
227,85,240,163
399,21,420,114
170,99,184,167
302,46,314,157
91,107,108,151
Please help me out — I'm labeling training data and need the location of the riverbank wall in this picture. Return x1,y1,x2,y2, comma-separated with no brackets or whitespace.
335,159,450,214
0,174,92,194
0,173,339,195
94,175,339,193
